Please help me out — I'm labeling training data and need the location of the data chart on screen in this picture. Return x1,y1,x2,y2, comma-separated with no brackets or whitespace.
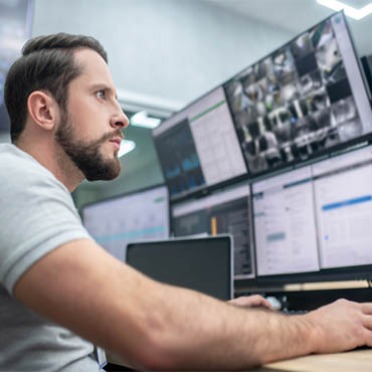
82,185,170,261
153,87,247,199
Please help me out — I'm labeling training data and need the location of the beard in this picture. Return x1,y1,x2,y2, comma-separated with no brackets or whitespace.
55,110,122,181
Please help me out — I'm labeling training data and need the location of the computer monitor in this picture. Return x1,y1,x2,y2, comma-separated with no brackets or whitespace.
152,86,247,201
171,183,255,280
82,184,170,261
224,11,372,177
252,143,372,285
252,166,320,278
313,144,372,273
126,235,233,301
0,0,34,132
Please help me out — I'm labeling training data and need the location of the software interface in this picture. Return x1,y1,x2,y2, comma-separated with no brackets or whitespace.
252,167,320,276
252,144,372,279
313,145,372,269
153,87,247,199
82,185,170,261
224,12,372,176
171,184,254,278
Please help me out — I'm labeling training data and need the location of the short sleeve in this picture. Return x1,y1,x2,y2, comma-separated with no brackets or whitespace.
0,147,92,293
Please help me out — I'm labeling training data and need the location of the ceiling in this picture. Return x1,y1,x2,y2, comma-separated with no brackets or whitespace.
206,0,372,57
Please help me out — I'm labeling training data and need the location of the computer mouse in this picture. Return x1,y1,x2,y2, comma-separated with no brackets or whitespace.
265,296,282,311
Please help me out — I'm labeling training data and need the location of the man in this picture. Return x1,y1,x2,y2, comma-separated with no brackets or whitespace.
0,33,372,371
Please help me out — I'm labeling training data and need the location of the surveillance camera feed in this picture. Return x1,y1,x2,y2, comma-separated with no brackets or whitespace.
224,12,372,176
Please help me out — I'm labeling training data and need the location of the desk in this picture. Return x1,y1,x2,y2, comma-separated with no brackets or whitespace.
107,350,372,371
253,349,372,372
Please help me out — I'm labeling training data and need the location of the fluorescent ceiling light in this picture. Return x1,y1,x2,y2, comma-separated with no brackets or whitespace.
130,111,161,129
316,0,372,20
118,139,136,158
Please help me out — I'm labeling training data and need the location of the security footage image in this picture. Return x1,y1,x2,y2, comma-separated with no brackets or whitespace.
225,18,364,176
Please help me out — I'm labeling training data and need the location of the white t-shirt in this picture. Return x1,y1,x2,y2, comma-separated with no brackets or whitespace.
0,144,100,371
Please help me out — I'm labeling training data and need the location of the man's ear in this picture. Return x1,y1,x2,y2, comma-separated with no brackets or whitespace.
27,90,60,132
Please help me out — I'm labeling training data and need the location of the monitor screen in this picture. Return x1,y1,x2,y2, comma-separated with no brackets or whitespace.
152,86,247,200
82,185,170,261
252,143,372,284
224,11,372,177
313,145,372,270
0,0,34,132
252,166,320,277
171,183,255,280
126,236,233,301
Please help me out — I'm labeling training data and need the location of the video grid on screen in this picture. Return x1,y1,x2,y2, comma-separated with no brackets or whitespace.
224,13,372,176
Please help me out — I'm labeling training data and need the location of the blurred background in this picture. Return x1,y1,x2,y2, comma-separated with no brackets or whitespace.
1,0,372,208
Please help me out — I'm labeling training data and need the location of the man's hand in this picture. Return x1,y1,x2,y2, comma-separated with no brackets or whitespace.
229,294,275,311
304,298,372,353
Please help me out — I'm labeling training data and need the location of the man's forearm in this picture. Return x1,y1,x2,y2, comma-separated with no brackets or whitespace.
131,283,317,370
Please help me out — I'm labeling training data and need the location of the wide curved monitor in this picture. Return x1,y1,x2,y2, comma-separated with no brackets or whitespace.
252,143,372,285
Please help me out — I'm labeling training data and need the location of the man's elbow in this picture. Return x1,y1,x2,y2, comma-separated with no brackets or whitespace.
115,314,181,371
116,339,177,371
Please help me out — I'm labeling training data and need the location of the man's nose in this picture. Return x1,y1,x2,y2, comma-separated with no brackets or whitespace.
111,106,129,129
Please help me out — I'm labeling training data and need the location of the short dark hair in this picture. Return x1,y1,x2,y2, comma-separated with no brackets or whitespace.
4,33,108,142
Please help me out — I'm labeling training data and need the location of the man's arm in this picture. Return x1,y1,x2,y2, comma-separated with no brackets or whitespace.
13,239,372,371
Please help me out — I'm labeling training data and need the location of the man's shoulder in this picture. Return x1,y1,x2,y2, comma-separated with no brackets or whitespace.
1,143,52,175
0,143,38,170
0,143,66,193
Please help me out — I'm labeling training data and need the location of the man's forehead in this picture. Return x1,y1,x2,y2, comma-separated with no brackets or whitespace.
74,48,109,73
73,48,114,84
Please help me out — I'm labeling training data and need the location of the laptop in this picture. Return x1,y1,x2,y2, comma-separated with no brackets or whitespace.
125,235,233,301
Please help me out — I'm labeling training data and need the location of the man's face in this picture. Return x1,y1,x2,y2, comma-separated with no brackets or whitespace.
55,48,128,181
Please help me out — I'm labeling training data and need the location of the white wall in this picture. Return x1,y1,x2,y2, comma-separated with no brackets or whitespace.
32,0,293,108
33,0,294,206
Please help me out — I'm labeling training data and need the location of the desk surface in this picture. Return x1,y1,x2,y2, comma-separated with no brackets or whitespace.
107,349,372,371
253,349,372,372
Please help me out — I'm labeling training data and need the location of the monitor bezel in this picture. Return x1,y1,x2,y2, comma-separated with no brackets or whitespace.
254,264,372,287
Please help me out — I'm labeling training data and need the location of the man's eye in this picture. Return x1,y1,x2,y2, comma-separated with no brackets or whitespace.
96,90,106,99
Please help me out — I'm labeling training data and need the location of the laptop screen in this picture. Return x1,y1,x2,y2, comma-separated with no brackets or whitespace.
126,235,233,301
